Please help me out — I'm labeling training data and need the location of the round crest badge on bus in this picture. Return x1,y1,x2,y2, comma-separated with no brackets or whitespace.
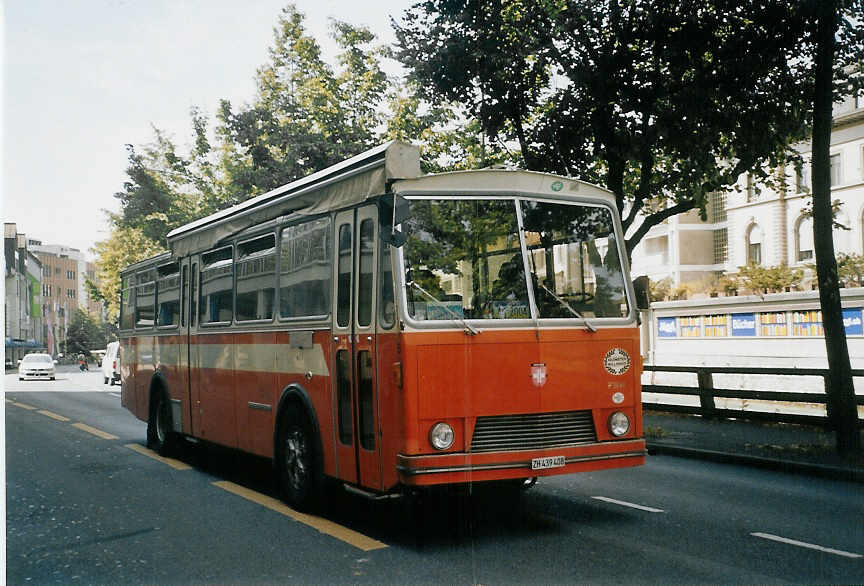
603,347,630,375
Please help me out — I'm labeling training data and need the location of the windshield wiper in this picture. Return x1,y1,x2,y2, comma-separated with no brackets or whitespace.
407,280,481,336
535,281,597,332
525,243,596,333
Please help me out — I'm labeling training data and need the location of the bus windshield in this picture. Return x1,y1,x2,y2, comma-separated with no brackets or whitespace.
402,198,629,322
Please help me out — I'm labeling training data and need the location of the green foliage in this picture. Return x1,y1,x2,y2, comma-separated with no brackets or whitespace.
394,0,864,257
65,309,106,356
736,263,804,294
648,277,672,302
836,253,864,287
92,226,165,322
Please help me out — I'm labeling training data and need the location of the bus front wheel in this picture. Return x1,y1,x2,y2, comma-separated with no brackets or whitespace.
276,405,321,511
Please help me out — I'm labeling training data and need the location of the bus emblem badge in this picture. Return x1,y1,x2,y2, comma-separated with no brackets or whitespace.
604,348,630,375
531,363,547,387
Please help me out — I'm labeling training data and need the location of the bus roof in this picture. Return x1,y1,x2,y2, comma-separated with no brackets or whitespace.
391,168,615,204
166,140,421,257
130,141,616,267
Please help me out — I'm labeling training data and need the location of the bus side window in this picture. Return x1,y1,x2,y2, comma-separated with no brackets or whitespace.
200,247,233,324
379,243,395,329
191,263,198,327
337,223,352,328
181,265,188,328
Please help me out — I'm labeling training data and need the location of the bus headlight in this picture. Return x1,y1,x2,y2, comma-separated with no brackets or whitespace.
608,412,630,437
429,422,454,450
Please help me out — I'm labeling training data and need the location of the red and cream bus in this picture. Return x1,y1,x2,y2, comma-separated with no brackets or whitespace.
119,141,645,509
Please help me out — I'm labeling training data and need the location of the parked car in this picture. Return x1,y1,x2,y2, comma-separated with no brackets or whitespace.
18,353,56,381
101,341,120,385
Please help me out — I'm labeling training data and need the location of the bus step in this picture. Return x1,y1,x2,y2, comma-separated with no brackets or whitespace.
342,484,402,501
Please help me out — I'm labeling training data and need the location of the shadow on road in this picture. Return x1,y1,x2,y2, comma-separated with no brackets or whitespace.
159,436,572,550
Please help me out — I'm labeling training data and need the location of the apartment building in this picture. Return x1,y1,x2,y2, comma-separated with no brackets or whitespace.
630,93,864,290
4,223,44,364
29,241,102,356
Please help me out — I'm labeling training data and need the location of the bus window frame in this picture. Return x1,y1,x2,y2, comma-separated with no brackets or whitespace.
156,261,181,331
277,215,333,324
134,268,157,331
234,232,277,324
119,273,136,331
393,193,639,331
199,245,235,327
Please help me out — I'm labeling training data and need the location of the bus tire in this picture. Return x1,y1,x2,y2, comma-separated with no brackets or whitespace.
275,404,321,511
147,387,174,457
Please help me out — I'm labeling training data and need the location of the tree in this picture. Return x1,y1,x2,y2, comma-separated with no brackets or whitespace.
91,226,165,322
810,0,861,456
736,264,803,295
393,1,863,258
837,253,864,287
217,6,391,196
65,309,105,357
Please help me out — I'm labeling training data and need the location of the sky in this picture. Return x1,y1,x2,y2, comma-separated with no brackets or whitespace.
3,0,410,260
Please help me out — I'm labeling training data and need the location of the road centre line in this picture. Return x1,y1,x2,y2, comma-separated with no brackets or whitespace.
212,481,388,552
751,532,862,559
10,401,38,410
38,409,71,422
71,422,119,440
591,496,665,513
125,444,192,470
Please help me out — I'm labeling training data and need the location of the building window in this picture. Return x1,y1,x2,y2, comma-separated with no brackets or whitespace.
830,153,841,186
709,192,727,223
713,228,728,263
747,224,763,265
796,216,814,262
67,289,75,299
55,267,60,275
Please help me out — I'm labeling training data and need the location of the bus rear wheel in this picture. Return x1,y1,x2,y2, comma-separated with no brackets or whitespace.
276,405,321,511
147,389,174,457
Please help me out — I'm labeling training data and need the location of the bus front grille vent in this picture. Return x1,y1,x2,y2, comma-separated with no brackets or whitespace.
470,410,597,453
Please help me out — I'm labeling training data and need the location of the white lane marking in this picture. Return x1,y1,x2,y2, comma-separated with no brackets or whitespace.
591,496,665,513
109,392,121,398
751,532,862,559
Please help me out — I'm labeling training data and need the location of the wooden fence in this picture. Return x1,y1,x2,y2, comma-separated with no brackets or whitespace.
642,365,864,429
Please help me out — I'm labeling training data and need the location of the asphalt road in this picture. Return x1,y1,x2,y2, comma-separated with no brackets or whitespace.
6,368,864,584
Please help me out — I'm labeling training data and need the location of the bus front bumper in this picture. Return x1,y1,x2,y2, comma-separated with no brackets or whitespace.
396,439,646,486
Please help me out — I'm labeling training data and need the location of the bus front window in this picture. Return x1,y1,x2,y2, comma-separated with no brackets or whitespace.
521,201,628,318
402,199,529,321
401,197,629,324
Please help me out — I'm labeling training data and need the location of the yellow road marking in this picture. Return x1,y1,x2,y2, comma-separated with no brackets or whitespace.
213,481,388,552
125,443,192,470
71,422,119,440
11,401,38,410
38,410,71,422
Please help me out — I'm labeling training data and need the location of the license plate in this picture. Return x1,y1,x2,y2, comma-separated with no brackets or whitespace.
531,455,565,470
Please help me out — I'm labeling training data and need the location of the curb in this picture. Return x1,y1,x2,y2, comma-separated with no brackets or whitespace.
646,442,864,484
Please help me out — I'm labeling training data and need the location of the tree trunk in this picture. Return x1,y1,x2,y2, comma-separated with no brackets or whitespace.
812,0,861,455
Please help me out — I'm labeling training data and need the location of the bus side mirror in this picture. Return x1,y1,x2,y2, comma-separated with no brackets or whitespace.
632,275,651,310
379,194,410,247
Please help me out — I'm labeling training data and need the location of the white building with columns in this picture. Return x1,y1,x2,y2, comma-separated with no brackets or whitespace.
630,93,864,291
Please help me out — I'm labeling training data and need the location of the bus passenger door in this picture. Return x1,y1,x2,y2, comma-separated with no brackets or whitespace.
331,206,382,490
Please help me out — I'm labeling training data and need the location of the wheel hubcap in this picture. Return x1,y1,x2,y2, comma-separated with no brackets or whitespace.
284,429,308,490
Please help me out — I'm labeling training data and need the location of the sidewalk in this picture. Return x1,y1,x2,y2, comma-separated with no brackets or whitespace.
643,410,864,483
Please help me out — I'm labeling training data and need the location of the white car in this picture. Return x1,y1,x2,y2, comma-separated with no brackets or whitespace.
102,341,120,385
18,353,57,381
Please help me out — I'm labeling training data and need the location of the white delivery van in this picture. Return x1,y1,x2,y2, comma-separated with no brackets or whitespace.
101,341,120,385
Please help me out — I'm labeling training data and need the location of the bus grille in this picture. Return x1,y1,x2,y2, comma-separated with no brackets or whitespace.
469,410,597,453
